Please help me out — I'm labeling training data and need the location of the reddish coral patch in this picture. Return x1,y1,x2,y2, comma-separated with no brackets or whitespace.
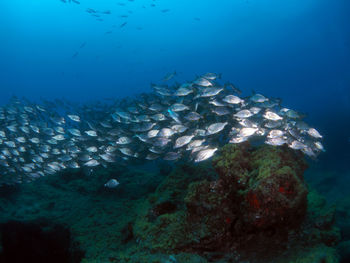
247,192,260,209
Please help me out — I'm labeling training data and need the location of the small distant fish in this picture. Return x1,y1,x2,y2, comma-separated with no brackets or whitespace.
84,159,100,167
67,114,81,122
71,51,79,58
194,77,213,87
120,22,128,28
225,82,242,95
234,109,253,119
79,42,87,49
161,9,170,13
263,111,283,121
163,71,177,81
85,130,97,136
86,8,97,14
72,0,80,4
307,128,322,139
223,95,243,105
163,152,181,161
250,93,268,103
104,179,120,188
265,137,286,146
170,103,189,112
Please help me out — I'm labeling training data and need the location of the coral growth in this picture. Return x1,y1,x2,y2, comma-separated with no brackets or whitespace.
0,143,342,262
134,143,340,262
183,143,309,255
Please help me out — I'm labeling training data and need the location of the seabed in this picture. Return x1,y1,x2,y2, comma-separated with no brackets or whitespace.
0,143,348,263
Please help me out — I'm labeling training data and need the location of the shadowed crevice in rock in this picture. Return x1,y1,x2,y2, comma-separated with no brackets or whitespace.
0,220,85,263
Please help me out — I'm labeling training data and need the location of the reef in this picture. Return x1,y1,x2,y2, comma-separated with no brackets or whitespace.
0,220,84,263
132,143,340,262
0,143,343,262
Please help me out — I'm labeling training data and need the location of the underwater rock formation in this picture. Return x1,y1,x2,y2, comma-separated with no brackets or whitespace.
185,143,308,253
0,220,84,263
133,143,340,262
0,143,341,262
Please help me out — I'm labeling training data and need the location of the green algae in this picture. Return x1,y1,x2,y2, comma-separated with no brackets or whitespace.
0,144,343,262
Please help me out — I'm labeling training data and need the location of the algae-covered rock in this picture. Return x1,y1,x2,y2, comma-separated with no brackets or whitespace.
132,143,341,262
213,143,308,230
181,143,309,255
133,163,216,253
275,244,339,263
1,143,341,263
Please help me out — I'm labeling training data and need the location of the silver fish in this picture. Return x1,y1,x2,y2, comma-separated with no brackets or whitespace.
104,178,120,188
174,135,194,149
206,122,228,135
194,148,217,162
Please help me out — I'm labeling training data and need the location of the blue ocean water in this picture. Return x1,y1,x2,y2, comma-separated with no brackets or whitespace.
1,0,349,164
0,0,349,262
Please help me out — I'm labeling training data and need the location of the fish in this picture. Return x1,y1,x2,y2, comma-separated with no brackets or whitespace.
250,93,268,103
194,148,217,162
184,112,202,121
234,109,253,119
163,71,177,81
104,179,120,188
289,140,307,150
239,128,258,137
263,111,283,121
68,114,81,122
163,152,181,161
223,95,243,104
0,73,325,186
307,128,322,139
265,137,287,146
84,159,100,167
174,135,194,149
200,87,223,98
71,51,79,58
202,73,221,80
206,122,228,135
170,103,189,112
194,77,213,87
174,85,193,96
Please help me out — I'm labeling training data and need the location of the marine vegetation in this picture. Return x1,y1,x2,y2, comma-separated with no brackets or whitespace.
0,142,340,262
130,143,339,262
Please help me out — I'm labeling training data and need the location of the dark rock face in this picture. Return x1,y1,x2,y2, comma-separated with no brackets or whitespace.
0,220,84,263
121,222,134,244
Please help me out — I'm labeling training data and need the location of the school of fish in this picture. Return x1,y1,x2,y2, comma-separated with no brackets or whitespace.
0,73,325,185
